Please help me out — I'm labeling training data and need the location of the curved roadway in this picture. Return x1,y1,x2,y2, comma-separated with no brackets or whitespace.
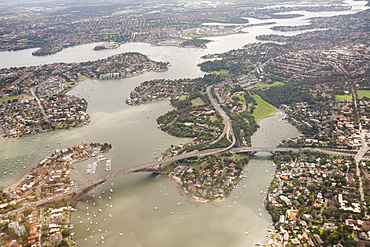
206,85,236,147
2,86,368,217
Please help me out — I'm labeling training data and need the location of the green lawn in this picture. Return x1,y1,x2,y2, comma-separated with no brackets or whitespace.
0,95,21,104
209,69,229,75
210,115,219,122
335,95,352,101
179,95,188,101
63,81,77,90
252,95,278,122
231,93,246,104
255,81,284,90
358,90,370,99
78,75,90,81
191,97,205,106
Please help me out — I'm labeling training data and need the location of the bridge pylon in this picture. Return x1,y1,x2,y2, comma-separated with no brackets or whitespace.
74,180,107,200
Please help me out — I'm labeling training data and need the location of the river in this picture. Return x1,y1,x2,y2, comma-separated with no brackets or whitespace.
0,1,367,246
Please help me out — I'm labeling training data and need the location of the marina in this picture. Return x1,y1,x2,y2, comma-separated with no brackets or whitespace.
86,162,98,174
67,111,299,246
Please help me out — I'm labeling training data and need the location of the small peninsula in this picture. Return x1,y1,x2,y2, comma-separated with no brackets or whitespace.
0,52,168,138
0,143,112,246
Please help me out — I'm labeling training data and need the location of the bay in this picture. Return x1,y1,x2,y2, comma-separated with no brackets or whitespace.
0,1,367,246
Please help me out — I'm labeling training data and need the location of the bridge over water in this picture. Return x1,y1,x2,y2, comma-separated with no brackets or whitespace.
1,146,366,218
231,146,359,156
2,83,369,219
75,146,361,198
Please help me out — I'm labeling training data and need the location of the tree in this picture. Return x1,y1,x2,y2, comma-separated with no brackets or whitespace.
328,232,340,245
232,95,240,102
58,240,69,247
62,229,70,238
23,208,34,217
321,230,328,241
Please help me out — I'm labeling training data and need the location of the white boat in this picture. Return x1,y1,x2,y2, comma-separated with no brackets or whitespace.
119,233,124,236
97,155,106,161
105,158,112,171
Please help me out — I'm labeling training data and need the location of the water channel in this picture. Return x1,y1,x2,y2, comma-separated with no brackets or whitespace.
0,1,368,246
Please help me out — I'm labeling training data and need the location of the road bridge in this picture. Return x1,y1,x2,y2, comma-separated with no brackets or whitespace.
2,84,367,217
74,146,364,198
231,146,359,156
1,145,365,218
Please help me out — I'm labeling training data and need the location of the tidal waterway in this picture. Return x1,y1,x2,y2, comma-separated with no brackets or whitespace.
0,1,367,245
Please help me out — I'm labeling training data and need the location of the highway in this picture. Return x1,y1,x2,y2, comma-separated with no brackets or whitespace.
2,145,365,218
352,87,368,215
206,85,236,147
2,86,369,218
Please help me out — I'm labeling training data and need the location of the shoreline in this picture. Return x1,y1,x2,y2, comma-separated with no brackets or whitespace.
0,53,167,140
0,143,112,246
253,94,279,124
250,109,282,141
257,108,280,125
0,121,88,140
166,174,225,205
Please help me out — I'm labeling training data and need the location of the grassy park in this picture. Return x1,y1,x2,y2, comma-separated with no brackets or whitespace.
209,69,229,75
252,95,278,122
358,90,370,99
255,81,284,90
335,95,352,100
191,97,206,106
0,95,21,104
